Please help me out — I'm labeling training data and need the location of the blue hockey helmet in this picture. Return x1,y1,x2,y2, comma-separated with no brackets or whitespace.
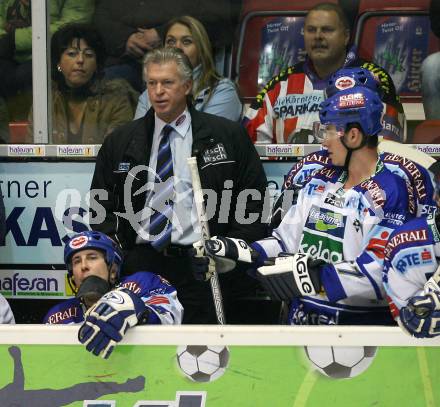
64,231,123,278
325,67,382,98
319,86,383,137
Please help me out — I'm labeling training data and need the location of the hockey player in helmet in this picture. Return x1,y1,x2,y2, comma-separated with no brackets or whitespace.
44,230,183,358
193,85,413,326
271,67,434,231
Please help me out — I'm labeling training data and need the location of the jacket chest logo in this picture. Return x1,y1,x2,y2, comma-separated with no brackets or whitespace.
202,143,228,164
118,162,130,172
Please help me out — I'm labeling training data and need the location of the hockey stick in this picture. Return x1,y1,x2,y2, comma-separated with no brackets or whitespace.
424,265,440,294
379,140,436,168
187,157,226,324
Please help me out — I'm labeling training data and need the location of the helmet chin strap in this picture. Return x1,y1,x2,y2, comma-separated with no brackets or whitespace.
340,130,368,170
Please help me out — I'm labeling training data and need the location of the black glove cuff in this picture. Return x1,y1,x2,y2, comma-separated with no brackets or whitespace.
76,275,111,309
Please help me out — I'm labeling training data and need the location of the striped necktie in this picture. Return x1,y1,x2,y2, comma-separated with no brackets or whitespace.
149,124,174,250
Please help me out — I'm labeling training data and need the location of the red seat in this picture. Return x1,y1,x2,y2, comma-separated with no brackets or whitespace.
358,0,430,12
412,120,440,144
9,121,29,144
354,0,436,102
235,0,337,102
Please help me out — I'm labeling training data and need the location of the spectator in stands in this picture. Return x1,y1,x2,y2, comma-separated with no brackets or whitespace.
134,16,241,121
0,0,94,126
93,0,240,92
421,0,440,120
27,23,138,144
90,47,268,324
243,2,404,144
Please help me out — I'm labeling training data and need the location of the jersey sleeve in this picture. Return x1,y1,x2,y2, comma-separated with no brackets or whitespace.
120,272,183,325
381,152,436,217
44,298,83,324
383,218,436,319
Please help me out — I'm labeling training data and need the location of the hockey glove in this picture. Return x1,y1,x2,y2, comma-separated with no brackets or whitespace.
191,236,257,281
399,291,440,338
256,253,324,301
78,288,149,359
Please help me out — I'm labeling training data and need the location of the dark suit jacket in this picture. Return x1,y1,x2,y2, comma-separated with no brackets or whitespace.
90,105,268,250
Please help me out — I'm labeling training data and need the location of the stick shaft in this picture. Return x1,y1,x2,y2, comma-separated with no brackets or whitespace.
187,157,226,324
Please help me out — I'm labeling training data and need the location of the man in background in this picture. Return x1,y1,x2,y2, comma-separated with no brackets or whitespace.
244,2,404,144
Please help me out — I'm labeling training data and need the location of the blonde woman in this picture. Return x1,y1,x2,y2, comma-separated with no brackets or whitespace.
134,15,241,121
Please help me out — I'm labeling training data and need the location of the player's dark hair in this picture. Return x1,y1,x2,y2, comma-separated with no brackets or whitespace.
346,123,378,148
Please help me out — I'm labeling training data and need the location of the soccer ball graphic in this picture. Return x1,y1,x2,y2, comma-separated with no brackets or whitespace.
176,345,230,382
304,345,377,379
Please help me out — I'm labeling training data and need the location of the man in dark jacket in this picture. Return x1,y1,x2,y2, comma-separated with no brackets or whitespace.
90,47,268,324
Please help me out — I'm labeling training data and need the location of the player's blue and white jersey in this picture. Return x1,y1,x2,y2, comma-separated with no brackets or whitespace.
383,211,440,320
278,149,435,219
44,271,183,325
254,160,413,325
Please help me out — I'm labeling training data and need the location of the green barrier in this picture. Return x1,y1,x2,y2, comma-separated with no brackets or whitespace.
0,326,439,406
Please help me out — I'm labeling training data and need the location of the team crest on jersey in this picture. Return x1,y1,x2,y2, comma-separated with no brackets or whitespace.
69,235,89,249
